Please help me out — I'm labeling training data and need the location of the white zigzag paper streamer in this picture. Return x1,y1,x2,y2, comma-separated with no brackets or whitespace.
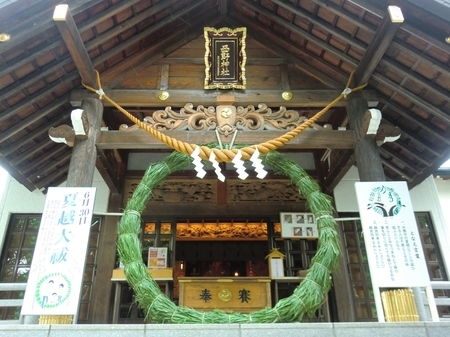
232,150,248,180
250,148,268,179
190,146,206,178
209,152,225,182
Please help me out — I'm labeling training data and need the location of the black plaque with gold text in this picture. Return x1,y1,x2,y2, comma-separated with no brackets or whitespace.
204,27,246,89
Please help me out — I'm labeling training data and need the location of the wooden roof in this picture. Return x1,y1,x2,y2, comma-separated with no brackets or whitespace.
0,0,449,195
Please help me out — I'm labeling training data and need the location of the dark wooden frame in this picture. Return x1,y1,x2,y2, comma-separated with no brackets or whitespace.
204,27,247,89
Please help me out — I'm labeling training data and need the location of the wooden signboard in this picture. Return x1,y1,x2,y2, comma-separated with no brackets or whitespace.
178,277,271,313
204,27,246,89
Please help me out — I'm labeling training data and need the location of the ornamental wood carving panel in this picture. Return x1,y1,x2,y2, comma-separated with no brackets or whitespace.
123,179,217,204
227,180,304,202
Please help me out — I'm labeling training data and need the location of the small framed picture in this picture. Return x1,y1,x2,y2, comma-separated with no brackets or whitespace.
280,212,318,239
148,247,168,269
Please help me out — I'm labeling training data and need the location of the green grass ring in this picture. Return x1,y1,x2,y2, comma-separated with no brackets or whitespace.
117,150,340,323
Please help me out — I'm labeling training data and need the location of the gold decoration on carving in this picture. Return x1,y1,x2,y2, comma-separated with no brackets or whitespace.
0,33,10,42
176,222,268,240
216,105,236,136
221,108,232,118
158,91,169,100
282,91,293,100
218,289,232,302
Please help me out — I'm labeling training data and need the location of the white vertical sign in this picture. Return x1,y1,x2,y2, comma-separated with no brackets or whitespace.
355,181,429,287
355,181,440,322
21,187,96,315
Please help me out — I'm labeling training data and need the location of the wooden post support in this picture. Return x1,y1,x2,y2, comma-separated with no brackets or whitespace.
53,4,97,88
66,98,103,187
354,6,404,86
347,95,385,182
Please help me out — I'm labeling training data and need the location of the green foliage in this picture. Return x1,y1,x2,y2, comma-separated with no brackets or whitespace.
117,150,340,323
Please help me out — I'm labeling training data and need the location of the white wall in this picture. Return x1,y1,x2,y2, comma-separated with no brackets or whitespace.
334,166,450,275
0,169,110,251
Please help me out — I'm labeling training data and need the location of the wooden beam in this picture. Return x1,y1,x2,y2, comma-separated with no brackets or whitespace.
378,95,450,147
27,152,72,184
153,58,286,65
280,64,290,90
53,4,97,88
373,72,450,125
300,0,450,104
18,146,68,176
35,167,69,191
378,146,422,175
0,0,101,54
96,129,356,150
349,0,450,52
160,64,170,91
233,2,358,80
312,0,450,79
71,89,379,108
354,6,404,85
0,96,68,143
10,138,60,167
0,70,78,124
99,0,215,88
1,113,68,157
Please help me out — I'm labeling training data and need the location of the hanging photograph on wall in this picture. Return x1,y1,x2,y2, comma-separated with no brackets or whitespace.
280,212,318,239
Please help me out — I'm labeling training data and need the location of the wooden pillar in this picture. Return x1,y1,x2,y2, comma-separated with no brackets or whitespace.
346,94,385,182
90,194,121,323
66,98,103,187
64,97,103,324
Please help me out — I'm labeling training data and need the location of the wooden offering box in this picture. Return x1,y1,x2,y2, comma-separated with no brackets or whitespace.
178,277,271,313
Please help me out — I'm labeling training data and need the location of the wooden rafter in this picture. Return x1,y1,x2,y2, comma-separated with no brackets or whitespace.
354,6,403,84
1,113,69,157
53,4,97,88
379,96,450,147
225,16,345,88
0,0,100,54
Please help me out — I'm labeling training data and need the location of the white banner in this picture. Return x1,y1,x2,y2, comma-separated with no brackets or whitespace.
355,181,429,287
21,187,96,315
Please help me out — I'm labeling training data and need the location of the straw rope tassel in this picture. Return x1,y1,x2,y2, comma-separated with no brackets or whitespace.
82,72,367,162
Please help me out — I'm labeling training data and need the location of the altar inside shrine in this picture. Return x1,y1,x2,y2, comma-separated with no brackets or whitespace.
178,277,271,313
